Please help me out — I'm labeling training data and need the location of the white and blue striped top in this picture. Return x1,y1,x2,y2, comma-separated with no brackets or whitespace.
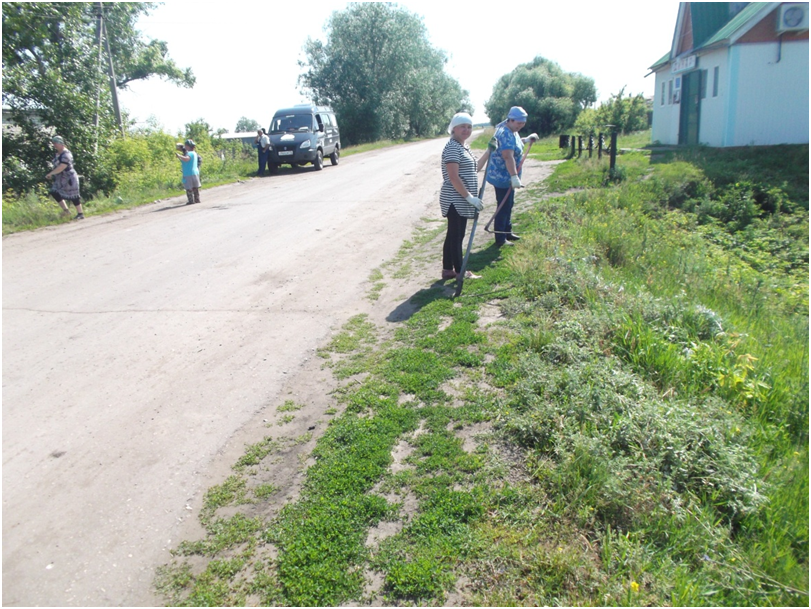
440,138,479,219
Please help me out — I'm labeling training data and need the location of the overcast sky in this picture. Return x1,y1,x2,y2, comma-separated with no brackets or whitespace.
117,1,682,134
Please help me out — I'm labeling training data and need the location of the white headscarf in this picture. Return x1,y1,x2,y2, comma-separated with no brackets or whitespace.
447,112,473,134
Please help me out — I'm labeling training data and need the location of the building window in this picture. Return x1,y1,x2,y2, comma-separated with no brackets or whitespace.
668,80,673,104
661,82,665,105
700,69,708,99
713,66,720,97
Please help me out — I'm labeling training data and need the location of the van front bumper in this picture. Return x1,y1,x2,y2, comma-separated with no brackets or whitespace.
270,146,317,164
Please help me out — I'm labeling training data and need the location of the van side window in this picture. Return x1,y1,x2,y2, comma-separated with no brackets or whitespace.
321,114,331,127
315,114,324,132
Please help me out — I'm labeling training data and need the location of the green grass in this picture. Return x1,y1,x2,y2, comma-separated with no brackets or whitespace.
276,400,303,413
470,128,569,162
2,155,257,234
3,136,431,234
156,141,808,606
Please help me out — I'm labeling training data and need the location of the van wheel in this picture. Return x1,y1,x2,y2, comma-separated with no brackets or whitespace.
330,148,340,166
313,150,324,171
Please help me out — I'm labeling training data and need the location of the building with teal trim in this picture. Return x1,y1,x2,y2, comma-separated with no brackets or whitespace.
649,2,808,147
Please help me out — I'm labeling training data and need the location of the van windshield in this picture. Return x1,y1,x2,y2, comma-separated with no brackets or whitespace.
270,114,312,134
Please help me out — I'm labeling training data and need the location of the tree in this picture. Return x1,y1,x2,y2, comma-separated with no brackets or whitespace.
574,87,650,135
299,3,470,145
235,117,262,133
485,57,596,136
2,2,194,196
184,119,212,149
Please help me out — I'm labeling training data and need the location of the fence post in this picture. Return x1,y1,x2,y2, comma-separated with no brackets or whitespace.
588,135,593,158
598,133,603,159
570,135,575,158
610,130,618,173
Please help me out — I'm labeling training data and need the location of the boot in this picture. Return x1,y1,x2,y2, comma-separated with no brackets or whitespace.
193,187,201,204
186,190,194,205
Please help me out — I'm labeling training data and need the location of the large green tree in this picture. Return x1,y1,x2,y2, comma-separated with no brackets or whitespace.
298,3,470,145
235,117,261,133
2,2,194,196
485,57,596,136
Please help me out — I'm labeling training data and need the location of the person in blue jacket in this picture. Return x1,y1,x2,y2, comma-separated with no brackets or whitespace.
485,106,538,246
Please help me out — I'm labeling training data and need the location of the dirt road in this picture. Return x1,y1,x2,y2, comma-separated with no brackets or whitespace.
3,139,461,606
3,135,557,606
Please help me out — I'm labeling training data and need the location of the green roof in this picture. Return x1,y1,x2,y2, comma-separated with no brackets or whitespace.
649,51,672,71
649,3,773,70
702,2,770,47
691,3,736,47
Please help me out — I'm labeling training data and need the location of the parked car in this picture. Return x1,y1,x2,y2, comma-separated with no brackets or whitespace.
267,105,340,171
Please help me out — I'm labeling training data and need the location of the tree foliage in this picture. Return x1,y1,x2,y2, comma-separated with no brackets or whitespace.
2,2,194,197
235,117,261,133
298,2,470,145
574,87,650,135
485,57,596,136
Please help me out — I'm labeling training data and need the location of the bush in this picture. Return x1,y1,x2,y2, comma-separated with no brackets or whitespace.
575,88,649,135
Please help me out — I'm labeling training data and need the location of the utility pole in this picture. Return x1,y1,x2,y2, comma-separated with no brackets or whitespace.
92,2,125,149
93,2,103,153
103,18,124,135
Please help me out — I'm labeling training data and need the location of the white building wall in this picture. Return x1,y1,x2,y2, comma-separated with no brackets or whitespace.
727,40,809,146
696,48,728,146
651,69,681,145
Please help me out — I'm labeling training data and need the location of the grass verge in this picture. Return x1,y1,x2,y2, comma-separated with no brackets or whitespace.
156,140,808,606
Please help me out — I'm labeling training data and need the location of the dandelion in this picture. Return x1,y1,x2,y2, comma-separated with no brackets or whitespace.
630,581,640,593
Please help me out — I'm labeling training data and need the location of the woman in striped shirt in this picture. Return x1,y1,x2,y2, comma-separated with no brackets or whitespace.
440,112,491,280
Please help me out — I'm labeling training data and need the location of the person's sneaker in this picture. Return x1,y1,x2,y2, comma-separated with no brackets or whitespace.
465,271,481,279
441,269,457,280
506,233,521,241
74,213,84,220
496,240,513,247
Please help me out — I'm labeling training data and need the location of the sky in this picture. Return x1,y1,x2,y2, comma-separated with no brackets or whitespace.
117,1,682,135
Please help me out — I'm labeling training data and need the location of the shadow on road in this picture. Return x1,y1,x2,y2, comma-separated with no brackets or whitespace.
385,242,504,323
152,201,193,213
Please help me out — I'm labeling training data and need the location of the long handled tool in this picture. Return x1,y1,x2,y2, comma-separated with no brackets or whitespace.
483,139,534,235
454,138,497,298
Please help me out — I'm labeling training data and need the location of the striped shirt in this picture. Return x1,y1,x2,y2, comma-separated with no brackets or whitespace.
440,138,479,219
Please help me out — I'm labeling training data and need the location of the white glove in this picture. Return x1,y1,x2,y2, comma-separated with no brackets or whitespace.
465,194,484,211
522,133,540,143
510,175,523,189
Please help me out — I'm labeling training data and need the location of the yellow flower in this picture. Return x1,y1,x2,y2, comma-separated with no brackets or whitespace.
630,581,640,593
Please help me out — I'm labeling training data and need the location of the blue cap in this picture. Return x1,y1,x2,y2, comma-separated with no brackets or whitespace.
507,106,528,121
